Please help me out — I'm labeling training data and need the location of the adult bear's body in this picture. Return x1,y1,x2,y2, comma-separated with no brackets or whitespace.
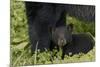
25,2,66,52
25,2,95,52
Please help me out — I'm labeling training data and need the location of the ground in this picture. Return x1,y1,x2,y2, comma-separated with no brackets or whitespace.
10,0,95,66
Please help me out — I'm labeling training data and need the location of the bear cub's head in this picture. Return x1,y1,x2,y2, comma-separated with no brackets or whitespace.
52,23,73,47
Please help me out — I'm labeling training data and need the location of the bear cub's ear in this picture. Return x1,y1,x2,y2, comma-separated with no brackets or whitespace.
67,23,73,32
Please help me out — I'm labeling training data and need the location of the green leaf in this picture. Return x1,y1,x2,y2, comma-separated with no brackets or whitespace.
14,42,28,50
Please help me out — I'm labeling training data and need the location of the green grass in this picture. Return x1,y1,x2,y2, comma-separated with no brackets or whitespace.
66,15,95,36
10,0,95,66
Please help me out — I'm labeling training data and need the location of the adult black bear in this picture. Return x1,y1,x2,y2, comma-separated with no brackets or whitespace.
25,2,95,53
25,2,67,53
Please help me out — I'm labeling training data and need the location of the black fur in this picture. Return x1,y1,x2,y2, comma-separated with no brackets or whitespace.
62,33,95,59
25,2,66,52
25,2,95,53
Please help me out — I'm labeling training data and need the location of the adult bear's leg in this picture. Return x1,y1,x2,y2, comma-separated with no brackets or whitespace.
27,19,51,52
35,22,51,51
28,23,38,53
25,2,53,52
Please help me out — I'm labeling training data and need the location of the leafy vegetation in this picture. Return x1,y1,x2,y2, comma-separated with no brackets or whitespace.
66,16,95,36
10,0,95,67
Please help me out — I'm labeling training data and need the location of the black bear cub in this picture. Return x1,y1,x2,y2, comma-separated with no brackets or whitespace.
50,23,95,59
50,24,73,51
62,33,95,59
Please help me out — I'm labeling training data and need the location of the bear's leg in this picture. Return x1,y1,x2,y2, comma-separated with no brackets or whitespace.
62,46,66,60
28,22,38,54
